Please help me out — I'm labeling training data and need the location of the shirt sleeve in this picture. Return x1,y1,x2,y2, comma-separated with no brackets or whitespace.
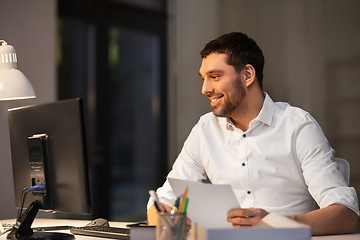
147,121,207,210
296,113,360,216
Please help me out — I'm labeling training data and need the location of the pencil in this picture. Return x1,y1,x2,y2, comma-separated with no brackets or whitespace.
181,197,189,213
178,186,188,213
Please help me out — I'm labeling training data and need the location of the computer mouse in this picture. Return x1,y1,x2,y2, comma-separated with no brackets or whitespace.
86,218,110,227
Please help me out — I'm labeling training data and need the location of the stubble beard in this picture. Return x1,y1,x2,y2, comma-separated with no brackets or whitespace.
212,77,246,118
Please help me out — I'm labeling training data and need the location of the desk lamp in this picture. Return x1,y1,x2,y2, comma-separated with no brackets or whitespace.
0,40,36,101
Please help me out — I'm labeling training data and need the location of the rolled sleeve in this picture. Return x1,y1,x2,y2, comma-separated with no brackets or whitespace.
319,186,359,216
296,113,360,216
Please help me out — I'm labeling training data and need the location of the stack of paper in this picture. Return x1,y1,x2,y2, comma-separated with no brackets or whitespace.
168,178,310,240
190,214,311,240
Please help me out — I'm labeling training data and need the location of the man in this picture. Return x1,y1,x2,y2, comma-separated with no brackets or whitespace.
147,32,359,235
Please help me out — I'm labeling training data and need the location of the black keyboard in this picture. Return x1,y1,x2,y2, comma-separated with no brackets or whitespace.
70,225,130,239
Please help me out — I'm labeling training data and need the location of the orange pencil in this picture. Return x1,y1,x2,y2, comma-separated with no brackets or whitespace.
178,186,188,212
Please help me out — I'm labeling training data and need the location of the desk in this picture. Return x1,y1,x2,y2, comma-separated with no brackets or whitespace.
1,218,360,240
0,218,132,240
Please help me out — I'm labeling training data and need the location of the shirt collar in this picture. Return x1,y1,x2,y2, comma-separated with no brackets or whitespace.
255,92,275,126
225,92,275,129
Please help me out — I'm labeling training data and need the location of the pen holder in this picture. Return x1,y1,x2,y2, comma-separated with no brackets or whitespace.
156,212,187,240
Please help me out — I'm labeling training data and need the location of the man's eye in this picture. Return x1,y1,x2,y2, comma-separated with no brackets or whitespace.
211,75,220,80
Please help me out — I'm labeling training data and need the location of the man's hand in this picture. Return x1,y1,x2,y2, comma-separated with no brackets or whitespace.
227,208,269,228
147,203,172,225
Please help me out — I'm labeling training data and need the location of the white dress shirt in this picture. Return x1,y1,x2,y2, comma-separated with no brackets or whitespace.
148,93,359,216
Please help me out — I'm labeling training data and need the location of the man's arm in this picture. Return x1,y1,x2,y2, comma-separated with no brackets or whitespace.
228,205,358,235
293,114,359,234
289,204,358,235
147,203,172,225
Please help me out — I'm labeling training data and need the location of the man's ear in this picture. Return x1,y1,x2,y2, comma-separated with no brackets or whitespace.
243,64,256,88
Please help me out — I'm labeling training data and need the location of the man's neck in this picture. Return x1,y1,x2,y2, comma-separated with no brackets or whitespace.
230,90,265,131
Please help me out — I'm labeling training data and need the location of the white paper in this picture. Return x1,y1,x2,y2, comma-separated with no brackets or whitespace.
253,214,309,229
192,222,311,240
168,178,240,228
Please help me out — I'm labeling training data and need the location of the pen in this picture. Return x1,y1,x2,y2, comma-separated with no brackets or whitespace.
149,190,176,231
170,197,181,214
153,201,162,212
174,197,180,209
149,190,166,212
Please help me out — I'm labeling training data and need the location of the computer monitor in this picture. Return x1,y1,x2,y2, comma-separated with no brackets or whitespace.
7,98,91,239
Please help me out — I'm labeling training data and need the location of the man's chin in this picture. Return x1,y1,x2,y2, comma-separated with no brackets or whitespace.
212,108,226,118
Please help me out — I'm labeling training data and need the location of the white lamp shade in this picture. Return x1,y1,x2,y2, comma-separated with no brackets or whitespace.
0,68,36,100
0,40,36,101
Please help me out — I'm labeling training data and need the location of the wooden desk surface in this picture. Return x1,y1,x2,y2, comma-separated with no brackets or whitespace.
1,218,360,239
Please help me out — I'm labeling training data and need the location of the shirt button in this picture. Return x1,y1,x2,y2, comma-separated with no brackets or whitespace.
247,191,251,194
243,134,246,138
242,163,246,166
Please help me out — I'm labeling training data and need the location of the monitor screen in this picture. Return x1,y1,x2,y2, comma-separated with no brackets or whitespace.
7,98,91,239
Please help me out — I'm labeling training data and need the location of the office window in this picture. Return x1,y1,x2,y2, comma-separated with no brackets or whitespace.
103,27,163,219
58,0,167,221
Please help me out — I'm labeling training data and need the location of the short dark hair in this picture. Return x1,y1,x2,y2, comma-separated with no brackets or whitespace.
200,32,265,89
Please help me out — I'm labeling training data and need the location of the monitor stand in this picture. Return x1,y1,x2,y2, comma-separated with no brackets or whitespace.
7,201,74,240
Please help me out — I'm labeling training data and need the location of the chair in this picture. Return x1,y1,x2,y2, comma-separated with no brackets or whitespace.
334,157,350,186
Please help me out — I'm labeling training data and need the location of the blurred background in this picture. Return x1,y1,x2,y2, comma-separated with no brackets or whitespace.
1,0,360,222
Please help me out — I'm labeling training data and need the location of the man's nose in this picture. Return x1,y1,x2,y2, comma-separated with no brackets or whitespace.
201,79,213,96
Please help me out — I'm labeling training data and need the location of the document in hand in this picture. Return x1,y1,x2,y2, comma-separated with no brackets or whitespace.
168,178,240,228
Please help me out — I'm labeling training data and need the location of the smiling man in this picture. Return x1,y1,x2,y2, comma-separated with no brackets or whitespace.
147,32,359,235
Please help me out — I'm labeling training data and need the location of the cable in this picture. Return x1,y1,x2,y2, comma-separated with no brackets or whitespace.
16,185,46,220
17,187,29,221
26,185,45,193
0,227,13,237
